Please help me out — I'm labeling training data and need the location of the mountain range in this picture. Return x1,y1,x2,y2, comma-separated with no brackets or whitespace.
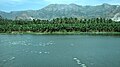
0,3,120,21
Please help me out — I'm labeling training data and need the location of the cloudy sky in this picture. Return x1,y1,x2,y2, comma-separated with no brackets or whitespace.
0,0,120,12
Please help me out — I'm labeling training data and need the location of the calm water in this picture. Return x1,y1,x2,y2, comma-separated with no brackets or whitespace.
0,35,120,67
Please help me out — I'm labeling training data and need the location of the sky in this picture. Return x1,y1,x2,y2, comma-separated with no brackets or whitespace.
0,0,120,12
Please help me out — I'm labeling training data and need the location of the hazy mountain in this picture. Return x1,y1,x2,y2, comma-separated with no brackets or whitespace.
0,3,120,21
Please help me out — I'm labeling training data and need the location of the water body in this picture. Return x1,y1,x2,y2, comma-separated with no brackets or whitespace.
0,34,120,67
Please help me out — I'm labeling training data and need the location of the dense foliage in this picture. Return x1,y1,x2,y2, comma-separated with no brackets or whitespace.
0,17,120,33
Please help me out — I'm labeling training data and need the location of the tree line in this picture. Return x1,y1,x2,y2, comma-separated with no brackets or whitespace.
0,16,120,33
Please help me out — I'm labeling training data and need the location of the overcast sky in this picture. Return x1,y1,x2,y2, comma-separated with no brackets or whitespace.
0,0,120,12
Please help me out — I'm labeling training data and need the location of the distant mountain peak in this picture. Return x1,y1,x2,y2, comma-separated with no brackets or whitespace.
69,3,82,7
47,4,68,6
102,3,110,5
69,3,78,5
0,3,120,21
102,3,111,7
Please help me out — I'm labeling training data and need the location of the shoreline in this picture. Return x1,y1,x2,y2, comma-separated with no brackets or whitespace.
0,32,120,35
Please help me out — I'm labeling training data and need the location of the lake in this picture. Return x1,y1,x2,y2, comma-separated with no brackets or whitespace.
0,34,120,67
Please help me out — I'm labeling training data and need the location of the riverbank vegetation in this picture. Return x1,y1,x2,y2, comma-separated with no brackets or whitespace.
0,17,120,34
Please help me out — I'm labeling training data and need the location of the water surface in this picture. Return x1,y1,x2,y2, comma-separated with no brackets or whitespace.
0,35,120,67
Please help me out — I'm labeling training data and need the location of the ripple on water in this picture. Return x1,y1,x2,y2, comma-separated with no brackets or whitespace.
38,41,55,47
28,50,50,54
31,51,33,53
76,60,81,65
34,51,37,53
70,44,74,46
81,64,87,67
39,52,42,54
3,60,7,62
2,56,15,63
73,57,87,67
44,52,50,54
9,57,15,61
73,58,77,60
25,51,28,53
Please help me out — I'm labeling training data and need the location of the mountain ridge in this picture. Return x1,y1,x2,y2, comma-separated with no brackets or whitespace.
0,3,120,21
